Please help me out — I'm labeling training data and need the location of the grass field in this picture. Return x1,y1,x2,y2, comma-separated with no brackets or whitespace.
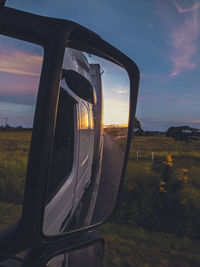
0,132,31,230
99,135,200,266
1,132,200,266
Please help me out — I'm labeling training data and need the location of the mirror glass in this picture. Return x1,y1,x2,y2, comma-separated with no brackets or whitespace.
43,48,129,236
0,241,103,267
0,35,43,231
46,241,103,267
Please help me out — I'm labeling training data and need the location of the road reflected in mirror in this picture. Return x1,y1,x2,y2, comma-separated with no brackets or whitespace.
43,49,129,236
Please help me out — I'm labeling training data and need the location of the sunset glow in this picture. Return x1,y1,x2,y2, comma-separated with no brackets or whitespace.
103,98,128,126
0,48,42,76
1,0,200,131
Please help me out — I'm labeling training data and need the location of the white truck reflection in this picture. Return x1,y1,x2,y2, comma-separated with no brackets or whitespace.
43,48,103,235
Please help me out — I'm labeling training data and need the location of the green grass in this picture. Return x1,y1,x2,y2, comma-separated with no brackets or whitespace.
0,132,31,230
98,223,200,267
1,132,200,265
99,135,200,266
0,202,22,231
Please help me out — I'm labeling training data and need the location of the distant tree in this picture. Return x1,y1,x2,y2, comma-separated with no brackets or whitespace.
16,125,23,131
134,117,141,130
134,117,144,136
0,125,4,131
166,126,199,143
135,128,144,136
5,123,10,131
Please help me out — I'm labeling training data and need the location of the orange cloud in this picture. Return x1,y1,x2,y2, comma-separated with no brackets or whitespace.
0,48,43,77
116,90,127,94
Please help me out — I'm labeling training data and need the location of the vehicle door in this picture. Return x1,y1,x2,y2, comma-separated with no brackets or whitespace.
73,101,94,209
43,88,79,235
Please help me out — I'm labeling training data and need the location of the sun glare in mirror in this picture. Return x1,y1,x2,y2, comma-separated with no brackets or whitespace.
86,55,129,127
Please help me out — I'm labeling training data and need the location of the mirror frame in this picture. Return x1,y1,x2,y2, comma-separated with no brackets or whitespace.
0,6,140,256
23,232,104,266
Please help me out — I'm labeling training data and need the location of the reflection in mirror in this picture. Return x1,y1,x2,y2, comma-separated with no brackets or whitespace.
0,35,43,231
46,241,103,267
43,48,129,236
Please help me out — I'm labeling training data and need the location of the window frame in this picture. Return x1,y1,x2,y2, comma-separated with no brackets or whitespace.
45,88,76,202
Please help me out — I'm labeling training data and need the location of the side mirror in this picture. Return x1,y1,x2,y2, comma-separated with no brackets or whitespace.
43,49,133,236
0,6,139,255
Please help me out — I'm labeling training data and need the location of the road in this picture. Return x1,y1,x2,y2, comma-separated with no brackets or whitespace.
91,134,124,224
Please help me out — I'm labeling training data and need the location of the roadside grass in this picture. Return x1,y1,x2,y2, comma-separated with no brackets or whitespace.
1,132,200,265
0,132,31,229
98,135,200,266
0,202,22,231
98,223,200,267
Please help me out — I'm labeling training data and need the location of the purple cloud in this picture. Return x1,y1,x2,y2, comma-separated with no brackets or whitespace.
172,1,200,13
0,48,43,77
170,1,200,77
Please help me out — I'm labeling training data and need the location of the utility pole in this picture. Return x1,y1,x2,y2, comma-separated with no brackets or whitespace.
4,117,8,126
151,151,154,161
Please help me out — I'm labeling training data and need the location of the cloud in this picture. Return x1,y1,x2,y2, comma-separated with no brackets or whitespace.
172,1,199,13
170,1,200,77
0,67,40,76
116,90,127,94
0,47,43,105
0,48,43,77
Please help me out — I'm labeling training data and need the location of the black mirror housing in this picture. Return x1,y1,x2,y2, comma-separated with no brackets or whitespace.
0,5,140,256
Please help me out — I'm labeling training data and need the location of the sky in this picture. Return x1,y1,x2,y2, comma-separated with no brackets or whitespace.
0,37,43,127
1,0,200,130
85,54,129,125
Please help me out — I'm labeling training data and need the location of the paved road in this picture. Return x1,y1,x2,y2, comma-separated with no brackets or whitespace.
91,134,124,224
